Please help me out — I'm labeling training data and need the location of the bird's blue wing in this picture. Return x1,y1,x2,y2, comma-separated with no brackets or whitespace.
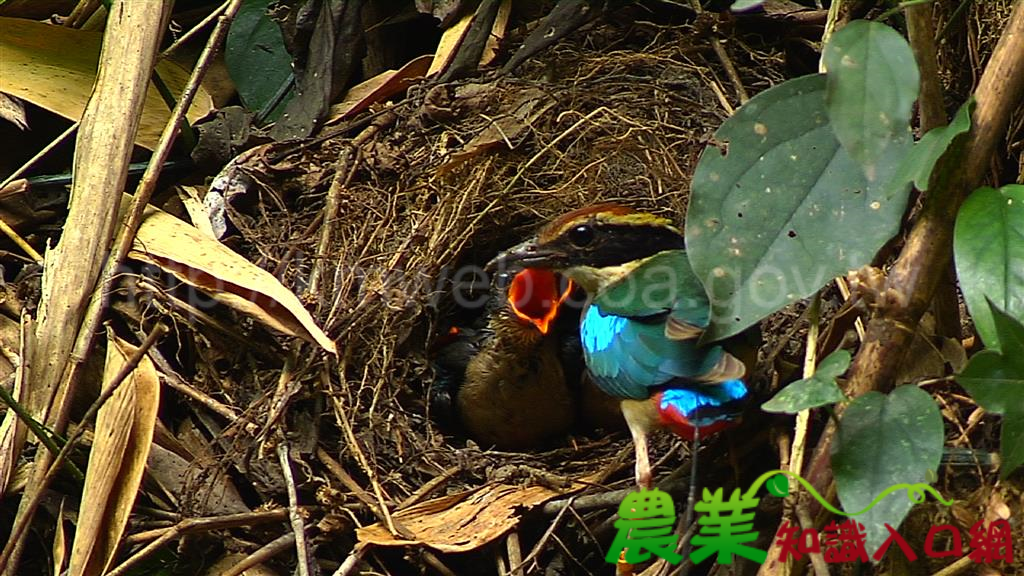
581,304,725,399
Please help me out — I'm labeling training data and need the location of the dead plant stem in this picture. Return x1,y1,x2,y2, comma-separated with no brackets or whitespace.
105,509,290,576
277,442,312,576
688,0,749,104
220,532,296,576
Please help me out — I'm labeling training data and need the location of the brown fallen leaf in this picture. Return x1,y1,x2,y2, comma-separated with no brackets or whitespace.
357,478,589,553
428,10,473,77
0,92,27,130
480,0,511,67
68,333,160,576
129,202,336,354
0,17,213,150
326,54,433,123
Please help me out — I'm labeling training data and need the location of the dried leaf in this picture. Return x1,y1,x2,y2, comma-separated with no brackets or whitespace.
68,333,160,576
0,92,28,130
357,479,587,552
129,203,336,354
326,54,432,123
985,490,1011,522
53,497,69,576
0,17,214,150
147,443,250,516
428,11,473,77
480,0,510,67
0,313,26,497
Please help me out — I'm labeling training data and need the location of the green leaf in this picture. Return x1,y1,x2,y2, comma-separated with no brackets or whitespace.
762,350,850,413
687,75,911,342
832,386,943,557
954,184,1024,349
898,99,974,192
596,251,709,325
1001,416,1024,480
823,20,917,177
731,0,766,10
225,0,293,119
957,300,1024,477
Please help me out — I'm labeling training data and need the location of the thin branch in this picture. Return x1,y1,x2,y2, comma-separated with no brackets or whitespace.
278,442,312,576
105,510,291,576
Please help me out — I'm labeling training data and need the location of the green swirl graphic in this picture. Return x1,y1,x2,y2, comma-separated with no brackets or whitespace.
746,470,954,516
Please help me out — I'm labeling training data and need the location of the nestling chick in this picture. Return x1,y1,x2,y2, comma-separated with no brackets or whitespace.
433,268,577,450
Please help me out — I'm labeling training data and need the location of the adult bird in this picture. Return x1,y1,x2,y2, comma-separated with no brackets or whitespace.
431,267,578,450
489,204,750,487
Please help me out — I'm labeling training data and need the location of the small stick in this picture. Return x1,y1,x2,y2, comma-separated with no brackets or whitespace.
333,545,367,576
220,532,296,576
796,506,830,576
277,442,311,576
508,497,575,574
308,113,395,298
929,555,974,576
160,0,231,60
399,465,461,508
105,509,290,576
690,0,749,104
506,531,524,576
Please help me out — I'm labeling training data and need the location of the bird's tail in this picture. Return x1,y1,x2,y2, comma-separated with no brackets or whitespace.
655,380,748,440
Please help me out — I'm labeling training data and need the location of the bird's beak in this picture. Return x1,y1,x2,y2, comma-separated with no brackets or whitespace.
486,237,564,272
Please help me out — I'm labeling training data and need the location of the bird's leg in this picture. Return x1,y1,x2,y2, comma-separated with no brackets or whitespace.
621,400,655,489
683,427,700,530
628,420,652,489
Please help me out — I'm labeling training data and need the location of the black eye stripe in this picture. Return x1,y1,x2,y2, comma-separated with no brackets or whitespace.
560,223,684,266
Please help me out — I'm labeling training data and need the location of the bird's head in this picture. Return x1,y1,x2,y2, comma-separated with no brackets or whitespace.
489,204,684,294
499,268,573,336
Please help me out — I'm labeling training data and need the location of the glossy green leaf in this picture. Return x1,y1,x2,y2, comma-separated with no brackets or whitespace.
832,386,943,557
899,99,974,192
225,0,293,119
731,0,765,10
687,75,910,342
954,184,1024,349
595,250,708,325
957,300,1024,477
762,350,850,413
823,20,917,177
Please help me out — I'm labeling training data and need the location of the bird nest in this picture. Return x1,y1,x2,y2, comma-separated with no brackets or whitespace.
199,14,789,571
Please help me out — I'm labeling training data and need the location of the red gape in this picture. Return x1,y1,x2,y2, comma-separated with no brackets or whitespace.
507,268,572,334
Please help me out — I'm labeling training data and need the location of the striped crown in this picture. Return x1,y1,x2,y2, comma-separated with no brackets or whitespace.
539,203,680,242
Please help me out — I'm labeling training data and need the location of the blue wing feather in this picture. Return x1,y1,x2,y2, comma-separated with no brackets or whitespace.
581,304,729,399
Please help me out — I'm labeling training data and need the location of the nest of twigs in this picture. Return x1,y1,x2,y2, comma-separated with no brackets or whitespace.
182,14,791,572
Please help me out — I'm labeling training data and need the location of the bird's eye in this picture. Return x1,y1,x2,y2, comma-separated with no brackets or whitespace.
567,225,594,247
